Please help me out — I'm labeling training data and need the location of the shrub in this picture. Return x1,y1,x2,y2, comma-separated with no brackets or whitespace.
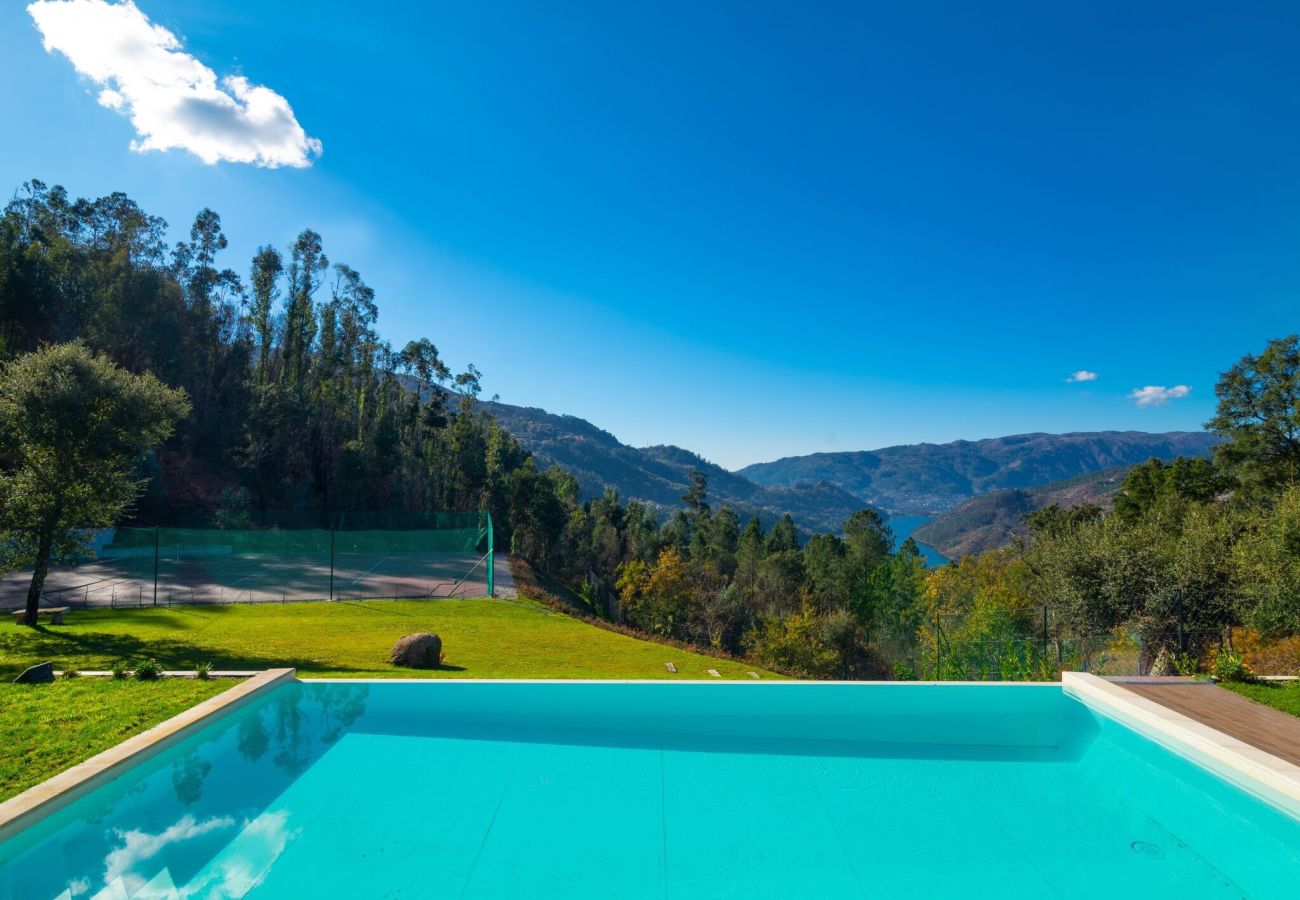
1212,651,1251,683
62,668,81,679
1232,628,1300,677
110,660,130,680
214,486,253,530
195,661,214,680
1172,652,1200,677
892,663,918,681
134,658,163,681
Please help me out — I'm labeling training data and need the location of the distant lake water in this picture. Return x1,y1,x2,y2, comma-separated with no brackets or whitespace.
886,514,948,567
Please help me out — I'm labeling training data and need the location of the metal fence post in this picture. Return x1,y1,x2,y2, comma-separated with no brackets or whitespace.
1176,589,1185,653
1042,606,1049,661
487,512,495,598
329,529,335,601
934,615,941,676
152,525,159,606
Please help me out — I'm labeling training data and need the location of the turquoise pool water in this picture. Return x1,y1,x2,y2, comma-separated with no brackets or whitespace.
2,682,1298,898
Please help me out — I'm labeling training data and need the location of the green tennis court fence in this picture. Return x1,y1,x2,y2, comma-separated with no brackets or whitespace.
15,512,495,607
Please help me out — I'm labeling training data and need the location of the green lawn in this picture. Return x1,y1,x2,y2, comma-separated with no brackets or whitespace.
1220,679,1300,718
0,598,778,681
0,678,232,802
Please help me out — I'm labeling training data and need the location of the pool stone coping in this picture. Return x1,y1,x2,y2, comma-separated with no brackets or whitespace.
0,667,296,845
1063,671,1300,820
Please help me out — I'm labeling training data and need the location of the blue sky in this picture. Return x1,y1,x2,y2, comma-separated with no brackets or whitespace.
2,1,1298,469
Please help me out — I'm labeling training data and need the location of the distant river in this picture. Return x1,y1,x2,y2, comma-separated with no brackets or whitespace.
886,515,949,568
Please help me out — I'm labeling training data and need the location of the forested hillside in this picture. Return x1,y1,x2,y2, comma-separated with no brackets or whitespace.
0,180,925,678
911,467,1130,558
0,180,557,540
480,401,864,533
740,431,1218,513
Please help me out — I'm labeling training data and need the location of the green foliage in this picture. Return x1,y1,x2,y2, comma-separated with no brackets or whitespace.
747,604,887,680
133,658,163,681
0,341,189,621
1113,457,1230,522
1208,334,1300,498
1233,485,1300,634
1172,653,1200,676
195,661,214,680
0,180,564,574
891,662,918,681
1212,651,1251,683
213,487,253,530
1025,502,1239,653
1025,502,1103,538
110,661,129,680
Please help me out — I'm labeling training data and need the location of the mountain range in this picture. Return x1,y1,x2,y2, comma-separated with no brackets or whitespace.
737,431,1219,515
483,400,1219,541
480,402,866,533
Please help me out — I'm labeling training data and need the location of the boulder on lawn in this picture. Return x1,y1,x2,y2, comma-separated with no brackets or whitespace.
14,661,55,684
390,633,443,669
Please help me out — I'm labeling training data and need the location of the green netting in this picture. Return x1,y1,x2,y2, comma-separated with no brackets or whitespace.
17,512,494,607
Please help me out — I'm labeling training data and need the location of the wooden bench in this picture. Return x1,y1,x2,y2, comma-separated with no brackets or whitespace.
11,607,70,625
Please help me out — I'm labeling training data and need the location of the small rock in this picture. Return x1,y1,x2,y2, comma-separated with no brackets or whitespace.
14,661,55,684
390,633,443,669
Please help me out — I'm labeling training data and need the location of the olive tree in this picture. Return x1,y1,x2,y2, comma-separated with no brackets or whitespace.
0,342,189,624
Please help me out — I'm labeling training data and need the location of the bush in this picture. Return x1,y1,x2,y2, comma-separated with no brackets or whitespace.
1232,628,1300,677
214,486,253,530
1212,650,1251,683
892,663,918,681
1172,652,1200,677
195,661,214,680
62,668,81,679
133,658,163,681
110,660,130,680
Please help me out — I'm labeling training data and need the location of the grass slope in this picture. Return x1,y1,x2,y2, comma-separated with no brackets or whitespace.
0,598,778,681
1219,680,1300,718
0,679,231,802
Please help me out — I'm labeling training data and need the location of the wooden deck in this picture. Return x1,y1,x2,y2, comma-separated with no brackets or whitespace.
1112,677,1300,767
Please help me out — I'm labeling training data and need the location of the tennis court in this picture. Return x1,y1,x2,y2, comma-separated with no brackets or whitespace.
1,516,508,609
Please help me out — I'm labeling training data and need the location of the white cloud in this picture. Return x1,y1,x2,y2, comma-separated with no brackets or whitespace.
1066,370,1098,383
1129,384,1191,407
102,814,237,894
28,0,321,168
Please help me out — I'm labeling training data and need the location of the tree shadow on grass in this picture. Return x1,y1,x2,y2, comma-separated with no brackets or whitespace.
0,626,378,679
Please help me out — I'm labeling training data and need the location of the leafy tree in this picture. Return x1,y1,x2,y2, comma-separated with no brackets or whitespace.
843,509,892,570
1024,503,1103,537
282,230,327,390
681,469,709,516
802,533,850,613
1113,457,1228,522
1208,334,1300,497
734,516,765,597
619,547,692,637
1234,486,1300,634
248,246,283,386
0,342,189,624
766,514,800,553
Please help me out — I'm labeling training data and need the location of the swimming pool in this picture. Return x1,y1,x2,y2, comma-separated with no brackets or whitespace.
2,680,1297,898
